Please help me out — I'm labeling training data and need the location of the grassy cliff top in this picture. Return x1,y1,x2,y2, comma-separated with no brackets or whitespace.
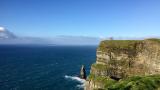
98,38,160,52
146,38,160,43
98,40,142,52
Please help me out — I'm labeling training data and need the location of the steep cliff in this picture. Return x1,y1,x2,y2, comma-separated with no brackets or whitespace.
85,38,160,90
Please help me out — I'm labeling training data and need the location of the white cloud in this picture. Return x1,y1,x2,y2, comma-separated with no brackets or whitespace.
0,27,5,32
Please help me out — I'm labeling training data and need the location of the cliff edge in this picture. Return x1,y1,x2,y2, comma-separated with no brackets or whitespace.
85,38,160,90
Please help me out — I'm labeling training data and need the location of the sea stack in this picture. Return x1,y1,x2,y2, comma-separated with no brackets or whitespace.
80,65,86,79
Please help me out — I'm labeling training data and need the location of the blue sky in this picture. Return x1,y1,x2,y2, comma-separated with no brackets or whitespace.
0,0,160,38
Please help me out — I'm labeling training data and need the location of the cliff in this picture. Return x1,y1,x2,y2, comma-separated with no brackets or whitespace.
85,38,160,90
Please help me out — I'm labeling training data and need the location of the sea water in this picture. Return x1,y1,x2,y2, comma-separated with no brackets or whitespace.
0,45,96,90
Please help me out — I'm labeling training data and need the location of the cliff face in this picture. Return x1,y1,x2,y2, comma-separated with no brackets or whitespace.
85,39,160,90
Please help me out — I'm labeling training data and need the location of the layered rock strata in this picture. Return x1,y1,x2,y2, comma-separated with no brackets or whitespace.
85,39,160,90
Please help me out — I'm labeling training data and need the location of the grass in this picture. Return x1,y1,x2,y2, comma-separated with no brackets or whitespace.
98,40,143,55
97,38,160,57
98,39,160,52
88,73,116,88
92,63,108,70
88,74,160,90
146,38,160,43
107,75,160,90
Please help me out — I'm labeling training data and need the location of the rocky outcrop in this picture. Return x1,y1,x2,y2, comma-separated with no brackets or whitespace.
85,38,160,90
80,65,86,79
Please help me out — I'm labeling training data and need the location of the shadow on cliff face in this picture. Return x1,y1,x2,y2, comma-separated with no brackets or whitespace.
110,76,121,81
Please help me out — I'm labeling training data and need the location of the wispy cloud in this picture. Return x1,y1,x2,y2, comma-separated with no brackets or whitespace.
49,35,101,45
0,27,101,45
0,36,101,45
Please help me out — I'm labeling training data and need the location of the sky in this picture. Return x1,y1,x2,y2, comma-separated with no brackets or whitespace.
0,0,160,38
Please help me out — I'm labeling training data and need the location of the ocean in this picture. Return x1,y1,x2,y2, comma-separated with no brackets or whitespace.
0,45,97,90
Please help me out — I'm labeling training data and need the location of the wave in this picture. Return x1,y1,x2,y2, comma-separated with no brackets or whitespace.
64,75,86,88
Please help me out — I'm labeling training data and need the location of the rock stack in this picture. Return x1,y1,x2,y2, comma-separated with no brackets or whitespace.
80,65,86,79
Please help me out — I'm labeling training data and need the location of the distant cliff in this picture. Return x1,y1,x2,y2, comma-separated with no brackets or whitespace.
85,38,160,90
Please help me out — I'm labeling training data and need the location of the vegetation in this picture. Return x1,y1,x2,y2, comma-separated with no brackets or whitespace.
98,40,143,56
88,73,95,80
88,74,160,90
98,39,160,52
99,40,142,49
92,63,108,70
146,38,160,43
107,75,160,90
88,73,116,89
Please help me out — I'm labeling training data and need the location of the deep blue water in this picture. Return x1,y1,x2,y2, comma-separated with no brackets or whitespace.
0,45,97,90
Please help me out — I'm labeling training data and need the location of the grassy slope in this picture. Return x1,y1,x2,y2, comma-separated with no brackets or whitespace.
88,75,160,90
107,75,160,90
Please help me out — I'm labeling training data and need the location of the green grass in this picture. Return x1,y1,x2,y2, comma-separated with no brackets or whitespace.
98,38,160,56
88,74,160,90
92,63,108,70
146,38,160,43
107,75,160,90
98,39,160,52
98,40,143,54
88,73,96,80
88,74,116,88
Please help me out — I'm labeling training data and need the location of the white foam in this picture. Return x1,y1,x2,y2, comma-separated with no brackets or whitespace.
77,83,85,88
64,75,86,88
